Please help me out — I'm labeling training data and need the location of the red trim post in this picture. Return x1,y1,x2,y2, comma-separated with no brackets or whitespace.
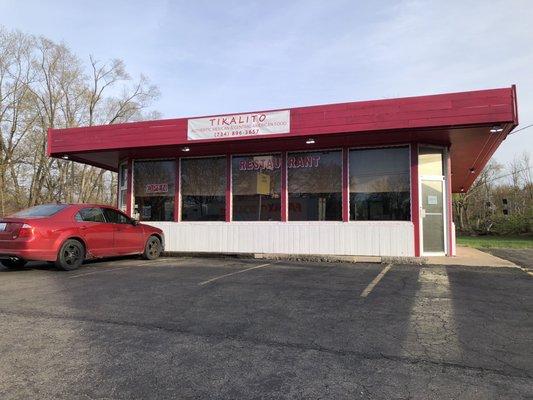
410,144,421,257
225,155,232,222
174,157,180,222
446,149,454,255
281,152,288,221
116,163,121,209
126,159,133,217
342,148,349,222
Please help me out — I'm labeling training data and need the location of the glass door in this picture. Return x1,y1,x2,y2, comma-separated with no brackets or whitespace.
418,146,447,256
421,179,445,254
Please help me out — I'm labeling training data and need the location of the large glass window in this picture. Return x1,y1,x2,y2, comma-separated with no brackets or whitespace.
181,157,226,221
288,150,342,221
232,154,281,221
133,160,176,221
118,162,128,212
349,147,410,221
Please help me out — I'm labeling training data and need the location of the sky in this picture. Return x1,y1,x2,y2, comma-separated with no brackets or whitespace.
1,0,532,165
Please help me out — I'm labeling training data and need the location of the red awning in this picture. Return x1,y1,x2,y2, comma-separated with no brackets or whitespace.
48,86,518,192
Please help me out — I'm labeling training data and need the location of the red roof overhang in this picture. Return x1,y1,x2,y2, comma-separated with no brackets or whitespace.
48,86,519,192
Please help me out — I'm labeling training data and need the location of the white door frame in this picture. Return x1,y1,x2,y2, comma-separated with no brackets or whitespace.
419,176,447,256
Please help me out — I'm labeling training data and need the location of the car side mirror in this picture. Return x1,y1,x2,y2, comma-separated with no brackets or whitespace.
131,219,139,226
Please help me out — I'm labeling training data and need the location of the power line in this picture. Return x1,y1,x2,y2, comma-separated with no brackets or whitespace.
512,123,533,134
464,166,532,195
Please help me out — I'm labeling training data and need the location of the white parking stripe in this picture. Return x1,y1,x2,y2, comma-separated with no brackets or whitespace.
68,265,136,278
199,263,272,286
360,263,393,298
68,258,188,278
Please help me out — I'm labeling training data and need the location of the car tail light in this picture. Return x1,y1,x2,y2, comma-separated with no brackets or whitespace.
13,223,34,239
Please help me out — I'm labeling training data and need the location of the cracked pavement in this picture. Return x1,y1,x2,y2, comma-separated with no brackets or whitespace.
0,257,532,399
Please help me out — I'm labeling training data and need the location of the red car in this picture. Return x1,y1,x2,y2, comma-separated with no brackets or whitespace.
0,203,164,271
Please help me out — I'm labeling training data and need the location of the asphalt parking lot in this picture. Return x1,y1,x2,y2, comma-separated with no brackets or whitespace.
483,248,533,272
0,257,532,399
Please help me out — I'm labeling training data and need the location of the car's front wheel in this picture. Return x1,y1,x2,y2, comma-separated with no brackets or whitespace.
142,236,162,260
56,239,85,271
1,258,27,269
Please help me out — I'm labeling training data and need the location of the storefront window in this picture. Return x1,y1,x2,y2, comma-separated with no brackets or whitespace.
181,157,226,221
133,160,175,221
288,150,342,221
349,147,410,221
118,163,128,212
232,154,281,221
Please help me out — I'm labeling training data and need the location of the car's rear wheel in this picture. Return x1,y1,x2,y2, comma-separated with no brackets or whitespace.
1,258,27,269
142,236,162,260
56,239,85,271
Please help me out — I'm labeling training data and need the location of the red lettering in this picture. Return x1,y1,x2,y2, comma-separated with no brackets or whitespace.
288,157,295,168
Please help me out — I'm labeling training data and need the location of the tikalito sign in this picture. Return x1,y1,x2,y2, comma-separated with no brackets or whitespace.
187,110,290,140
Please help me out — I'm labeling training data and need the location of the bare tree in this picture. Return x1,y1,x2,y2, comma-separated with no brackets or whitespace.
0,26,160,216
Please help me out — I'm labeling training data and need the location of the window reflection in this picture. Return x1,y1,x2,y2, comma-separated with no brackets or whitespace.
181,157,226,221
133,160,175,221
232,154,281,221
349,147,410,221
288,150,342,221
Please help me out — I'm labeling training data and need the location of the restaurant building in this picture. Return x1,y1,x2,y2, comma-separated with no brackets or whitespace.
48,86,518,257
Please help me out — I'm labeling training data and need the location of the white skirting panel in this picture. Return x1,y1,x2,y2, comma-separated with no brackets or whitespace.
149,221,415,257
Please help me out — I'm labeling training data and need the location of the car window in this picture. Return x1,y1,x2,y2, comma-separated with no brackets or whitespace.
102,208,131,224
11,204,68,217
76,208,106,223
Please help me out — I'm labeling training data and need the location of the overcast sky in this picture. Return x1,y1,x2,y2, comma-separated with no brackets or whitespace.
1,0,531,165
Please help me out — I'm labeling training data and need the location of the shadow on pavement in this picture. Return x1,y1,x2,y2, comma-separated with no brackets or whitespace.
0,260,532,398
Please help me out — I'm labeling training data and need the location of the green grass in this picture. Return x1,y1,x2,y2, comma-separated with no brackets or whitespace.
457,235,533,249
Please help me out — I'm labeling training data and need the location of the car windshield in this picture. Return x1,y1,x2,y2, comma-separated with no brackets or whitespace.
10,204,68,218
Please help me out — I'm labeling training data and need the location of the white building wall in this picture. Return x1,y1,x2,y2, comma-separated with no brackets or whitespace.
149,221,414,257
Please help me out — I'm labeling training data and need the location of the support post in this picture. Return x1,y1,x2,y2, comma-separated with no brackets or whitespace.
281,152,288,221
126,159,133,218
174,157,180,222
342,148,349,222
410,144,421,257
225,155,232,222
446,148,454,256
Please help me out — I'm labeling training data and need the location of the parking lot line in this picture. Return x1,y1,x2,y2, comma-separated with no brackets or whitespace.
360,263,393,298
198,263,272,286
68,258,188,278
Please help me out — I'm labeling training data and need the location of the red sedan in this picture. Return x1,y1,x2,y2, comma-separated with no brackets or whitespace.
0,204,164,271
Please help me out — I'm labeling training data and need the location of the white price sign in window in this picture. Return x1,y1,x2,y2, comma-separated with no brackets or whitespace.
427,195,438,205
